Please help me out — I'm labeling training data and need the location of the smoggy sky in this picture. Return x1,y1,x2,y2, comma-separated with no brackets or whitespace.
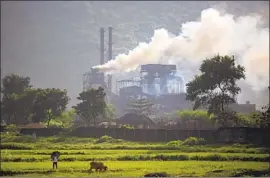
1,1,269,108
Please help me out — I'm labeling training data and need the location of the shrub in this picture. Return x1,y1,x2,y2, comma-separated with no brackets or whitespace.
12,135,37,143
5,124,19,134
166,140,183,146
120,124,134,129
177,110,214,121
0,143,32,150
95,135,124,144
2,133,37,143
182,137,206,146
235,113,255,127
176,110,215,129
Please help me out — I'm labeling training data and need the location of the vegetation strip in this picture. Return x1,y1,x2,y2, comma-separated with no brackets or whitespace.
1,161,269,177
2,134,269,153
2,153,269,162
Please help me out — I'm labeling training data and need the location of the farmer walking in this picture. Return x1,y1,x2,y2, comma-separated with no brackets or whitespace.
51,151,60,169
52,155,58,169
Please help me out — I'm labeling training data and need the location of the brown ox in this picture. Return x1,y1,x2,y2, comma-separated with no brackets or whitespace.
89,161,108,172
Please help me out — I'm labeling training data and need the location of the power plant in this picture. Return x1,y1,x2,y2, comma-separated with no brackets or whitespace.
83,28,193,117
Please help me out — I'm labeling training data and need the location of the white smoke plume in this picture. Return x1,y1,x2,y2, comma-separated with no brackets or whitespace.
93,8,269,90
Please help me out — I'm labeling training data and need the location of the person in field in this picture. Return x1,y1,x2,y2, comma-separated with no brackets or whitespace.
51,151,60,169
52,156,58,169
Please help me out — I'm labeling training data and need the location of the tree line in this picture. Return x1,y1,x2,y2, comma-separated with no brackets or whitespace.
121,55,269,128
1,55,269,128
185,54,269,128
1,74,115,127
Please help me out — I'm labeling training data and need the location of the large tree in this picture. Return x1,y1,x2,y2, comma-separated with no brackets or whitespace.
9,88,37,125
32,88,69,127
185,55,245,126
73,87,106,126
1,74,31,99
1,74,33,125
126,98,154,117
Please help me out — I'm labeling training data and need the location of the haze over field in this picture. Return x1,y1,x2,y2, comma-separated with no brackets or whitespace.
1,1,269,108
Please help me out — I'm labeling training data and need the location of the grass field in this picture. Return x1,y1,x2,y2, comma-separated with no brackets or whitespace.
1,133,270,177
2,161,269,177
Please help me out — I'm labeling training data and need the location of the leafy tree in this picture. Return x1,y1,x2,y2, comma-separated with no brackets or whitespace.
54,109,76,128
1,93,21,124
236,105,270,128
257,104,270,128
1,74,33,125
32,88,69,127
1,74,31,99
126,98,154,117
185,55,245,126
103,104,116,120
12,88,37,124
73,87,106,126
177,110,215,128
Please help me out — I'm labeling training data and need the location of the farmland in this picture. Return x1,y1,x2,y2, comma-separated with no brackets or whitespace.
1,134,269,177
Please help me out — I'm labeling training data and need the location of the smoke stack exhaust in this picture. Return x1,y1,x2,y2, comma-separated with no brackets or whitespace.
93,8,269,91
108,27,113,92
100,28,105,65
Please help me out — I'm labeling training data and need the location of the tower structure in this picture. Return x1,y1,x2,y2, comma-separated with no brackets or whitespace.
82,28,106,91
100,28,105,65
107,27,113,93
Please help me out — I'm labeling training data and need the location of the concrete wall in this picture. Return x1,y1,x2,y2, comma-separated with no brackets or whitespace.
217,127,270,145
18,127,269,145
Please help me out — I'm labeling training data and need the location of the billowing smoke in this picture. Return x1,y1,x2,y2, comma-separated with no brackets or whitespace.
93,8,269,90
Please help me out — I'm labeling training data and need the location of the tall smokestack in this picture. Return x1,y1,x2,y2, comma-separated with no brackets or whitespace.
100,28,105,65
108,27,113,92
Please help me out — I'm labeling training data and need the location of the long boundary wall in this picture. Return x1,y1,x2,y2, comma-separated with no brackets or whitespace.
19,127,269,144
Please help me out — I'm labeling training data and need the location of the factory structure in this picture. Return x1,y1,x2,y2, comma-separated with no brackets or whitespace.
82,28,256,118
82,27,193,117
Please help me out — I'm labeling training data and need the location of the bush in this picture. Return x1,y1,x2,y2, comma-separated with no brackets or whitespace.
12,135,37,143
235,113,255,127
5,124,19,134
1,133,37,143
120,124,134,129
182,137,206,146
176,110,215,129
0,143,32,150
177,110,214,121
166,140,183,146
95,135,124,144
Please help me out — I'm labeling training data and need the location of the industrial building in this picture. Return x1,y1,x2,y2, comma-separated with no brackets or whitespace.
82,27,193,117
82,28,255,118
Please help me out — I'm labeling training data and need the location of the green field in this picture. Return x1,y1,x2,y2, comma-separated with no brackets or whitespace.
1,134,269,177
2,161,269,177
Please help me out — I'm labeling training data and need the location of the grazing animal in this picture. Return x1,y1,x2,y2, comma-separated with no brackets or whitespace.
89,161,108,172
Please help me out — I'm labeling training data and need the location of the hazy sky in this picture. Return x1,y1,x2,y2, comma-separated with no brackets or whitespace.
1,1,269,108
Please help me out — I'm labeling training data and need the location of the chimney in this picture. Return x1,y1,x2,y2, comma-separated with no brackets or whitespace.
107,27,113,92
108,27,113,62
100,28,105,65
